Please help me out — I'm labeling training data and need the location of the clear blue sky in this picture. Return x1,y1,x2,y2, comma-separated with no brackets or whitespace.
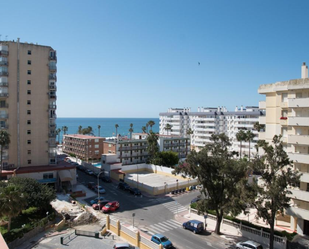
3,1,309,117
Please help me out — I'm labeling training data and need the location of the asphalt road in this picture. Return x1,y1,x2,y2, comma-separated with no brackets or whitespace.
77,168,235,249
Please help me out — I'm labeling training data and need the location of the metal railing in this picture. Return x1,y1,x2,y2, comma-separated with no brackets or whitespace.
0,82,8,87
0,61,8,66
0,51,8,56
0,71,8,76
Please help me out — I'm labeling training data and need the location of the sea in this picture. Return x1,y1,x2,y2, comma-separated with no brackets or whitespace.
56,118,160,141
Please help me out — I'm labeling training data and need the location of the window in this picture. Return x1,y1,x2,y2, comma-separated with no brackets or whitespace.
282,93,288,102
27,70,31,75
28,50,31,55
28,160,31,164
43,173,53,179
0,101,6,108
27,90,31,95
27,120,31,125
27,140,31,144
108,144,111,147
27,110,31,115
95,139,99,142
95,144,99,148
296,92,302,98
27,60,31,65
27,100,31,105
27,80,31,85
27,130,31,135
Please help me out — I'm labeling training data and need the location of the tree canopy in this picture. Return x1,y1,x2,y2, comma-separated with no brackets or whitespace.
174,133,250,234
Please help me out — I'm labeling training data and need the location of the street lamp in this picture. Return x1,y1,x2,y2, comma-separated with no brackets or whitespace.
97,171,104,205
136,164,139,188
176,179,179,193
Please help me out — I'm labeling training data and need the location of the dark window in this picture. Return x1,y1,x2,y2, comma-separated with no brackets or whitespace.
43,173,53,179
27,130,31,135
28,50,31,55
28,150,31,155
27,80,31,85
27,110,31,115
27,100,31,105
27,120,31,125
28,160,31,164
27,60,31,65
27,90,31,95
27,140,31,144
27,70,31,75
0,101,6,108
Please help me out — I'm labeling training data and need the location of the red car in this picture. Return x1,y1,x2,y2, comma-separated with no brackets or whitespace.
102,201,119,213
92,200,110,210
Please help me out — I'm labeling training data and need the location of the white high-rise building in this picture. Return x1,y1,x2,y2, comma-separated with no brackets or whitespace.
160,106,264,157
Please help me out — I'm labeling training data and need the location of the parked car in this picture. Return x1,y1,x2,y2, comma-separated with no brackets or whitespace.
100,175,112,183
72,162,79,166
92,200,110,210
102,201,120,213
94,185,106,194
191,195,201,204
151,234,173,249
236,240,263,249
87,182,96,190
182,220,204,234
113,242,130,249
117,182,130,191
76,165,85,171
128,187,141,196
86,169,94,175
90,196,105,205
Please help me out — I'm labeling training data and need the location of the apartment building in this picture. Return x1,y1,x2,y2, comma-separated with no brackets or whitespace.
158,135,190,159
258,62,309,236
160,106,263,156
63,134,105,161
0,39,76,188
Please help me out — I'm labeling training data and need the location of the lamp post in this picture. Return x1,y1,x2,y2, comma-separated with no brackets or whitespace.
136,164,139,188
176,179,179,193
164,182,167,195
97,171,104,205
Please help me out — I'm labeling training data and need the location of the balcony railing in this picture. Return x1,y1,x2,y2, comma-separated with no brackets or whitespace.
289,98,309,108
49,75,57,80
0,125,9,129
0,113,8,119
288,135,309,146
49,93,57,99
288,117,309,127
49,104,57,109
0,103,8,108
0,82,8,87
49,85,57,90
49,133,56,138
49,55,57,61
49,114,57,119
288,152,309,164
0,72,8,76
0,51,8,56
49,66,57,72
0,61,8,66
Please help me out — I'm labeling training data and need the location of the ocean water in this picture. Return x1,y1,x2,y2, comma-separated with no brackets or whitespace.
56,118,159,141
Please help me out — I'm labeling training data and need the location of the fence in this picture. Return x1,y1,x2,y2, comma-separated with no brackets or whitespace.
106,215,161,249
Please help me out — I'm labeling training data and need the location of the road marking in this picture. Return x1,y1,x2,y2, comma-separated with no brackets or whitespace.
165,219,181,226
148,225,163,234
207,242,212,247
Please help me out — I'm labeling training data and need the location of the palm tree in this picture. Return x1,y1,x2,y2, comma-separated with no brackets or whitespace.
164,124,173,135
148,120,155,131
186,128,193,138
78,125,82,134
62,126,68,135
115,124,119,137
246,130,255,161
56,128,61,144
236,129,246,158
0,130,10,177
142,126,147,133
129,127,134,139
0,184,26,231
146,123,149,133
98,125,101,137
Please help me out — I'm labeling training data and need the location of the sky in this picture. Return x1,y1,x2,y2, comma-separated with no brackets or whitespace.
2,1,309,117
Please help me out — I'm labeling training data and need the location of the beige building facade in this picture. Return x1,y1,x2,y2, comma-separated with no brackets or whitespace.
0,39,75,189
258,63,309,236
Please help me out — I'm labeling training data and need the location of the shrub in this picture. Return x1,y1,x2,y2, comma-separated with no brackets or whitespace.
22,207,38,215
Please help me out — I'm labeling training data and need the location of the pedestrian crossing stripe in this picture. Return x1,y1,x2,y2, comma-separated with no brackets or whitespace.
149,225,166,233
145,219,181,235
157,222,174,230
165,220,181,226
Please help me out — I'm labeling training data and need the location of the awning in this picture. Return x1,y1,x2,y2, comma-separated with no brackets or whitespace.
58,170,73,181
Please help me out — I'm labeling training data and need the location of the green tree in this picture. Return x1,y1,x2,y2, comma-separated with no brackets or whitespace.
158,151,179,167
146,131,159,162
81,126,93,135
245,130,255,161
146,123,149,133
142,126,147,133
164,124,173,135
98,125,101,137
253,122,265,132
62,126,68,136
129,127,134,139
115,124,119,137
0,184,27,231
8,177,56,211
174,134,249,234
0,130,10,177
56,128,61,144
148,120,155,131
186,128,193,137
236,129,246,158
251,135,301,249
78,125,82,134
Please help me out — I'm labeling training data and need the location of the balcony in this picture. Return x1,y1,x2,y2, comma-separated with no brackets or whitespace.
0,103,8,108
0,51,8,56
49,133,56,138
0,82,8,87
49,93,57,99
0,61,8,66
49,75,57,80
289,188,309,202
259,116,266,125
288,152,309,164
259,101,266,109
49,104,57,109
280,117,288,126
300,172,309,183
288,135,309,146
289,98,309,108
49,85,57,90
0,125,8,130
0,113,8,119
286,206,309,220
49,55,57,61
49,66,57,72
288,117,309,127
0,72,8,76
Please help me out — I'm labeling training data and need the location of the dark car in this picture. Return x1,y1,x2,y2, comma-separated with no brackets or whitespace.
100,175,112,183
117,182,130,191
88,182,96,190
129,187,141,196
76,165,85,171
191,196,201,204
183,220,204,234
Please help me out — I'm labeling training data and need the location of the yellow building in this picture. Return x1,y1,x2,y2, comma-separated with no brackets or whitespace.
258,62,309,235
0,39,75,189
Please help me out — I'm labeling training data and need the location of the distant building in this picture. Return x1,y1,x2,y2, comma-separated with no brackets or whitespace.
0,39,75,189
63,134,105,161
258,62,309,236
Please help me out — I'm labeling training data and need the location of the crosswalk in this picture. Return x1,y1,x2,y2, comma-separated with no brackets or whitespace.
144,219,182,235
162,201,188,214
